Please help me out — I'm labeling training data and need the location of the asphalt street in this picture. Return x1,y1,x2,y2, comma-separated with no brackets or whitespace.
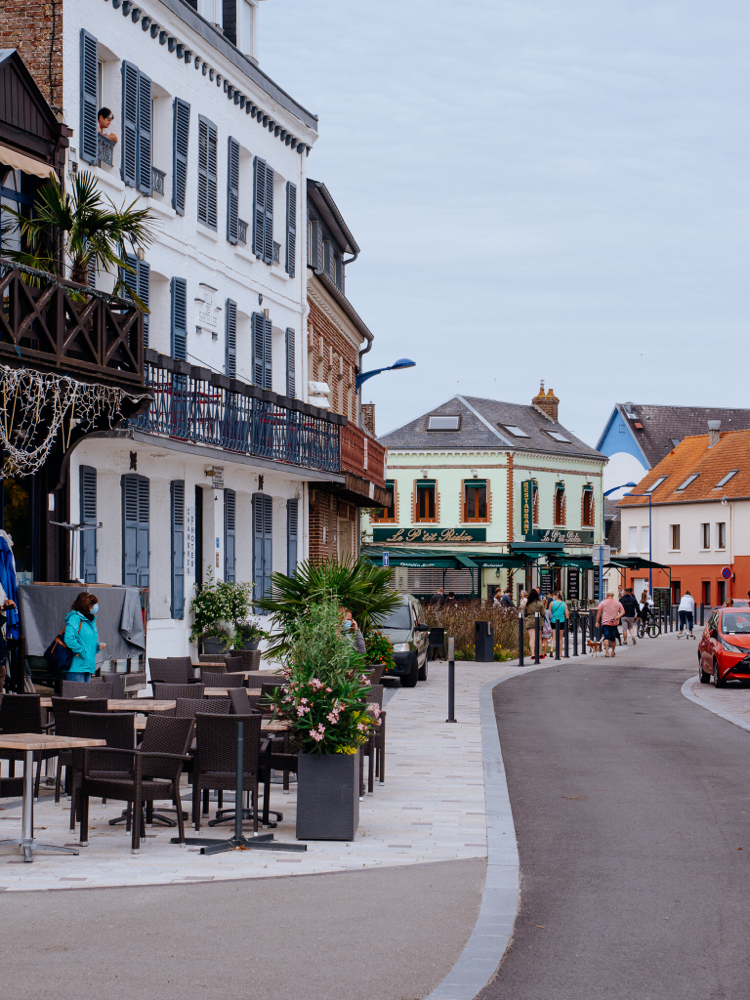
481,639,750,1000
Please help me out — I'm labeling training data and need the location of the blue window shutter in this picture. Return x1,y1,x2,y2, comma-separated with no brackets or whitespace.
80,466,97,584
285,181,296,277
122,474,149,589
172,98,190,215
138,259,150,348
252,493,272,600
263,165,274,264
121,252,138,298
198,117,218,228
252,311,264,387
225,298,237,377
252,156,266,258
121,61,138,186
285,327,295,399
286,498,298,577
171,480,185,619
137,71,152,195
222,0,237,44
170,277,188,361
80,30,98,165
207,121,218,228
224,488,236,583
227,136,240,243
263,316,273,390
262,495,273,598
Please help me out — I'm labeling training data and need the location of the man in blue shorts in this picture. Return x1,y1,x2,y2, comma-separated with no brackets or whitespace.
596,591,625,658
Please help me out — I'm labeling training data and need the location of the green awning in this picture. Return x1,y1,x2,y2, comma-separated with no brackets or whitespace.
455,554,478,569
607,557,670,570
361,546,526,570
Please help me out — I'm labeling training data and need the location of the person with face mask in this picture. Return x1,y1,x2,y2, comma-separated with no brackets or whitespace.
62,592,106,682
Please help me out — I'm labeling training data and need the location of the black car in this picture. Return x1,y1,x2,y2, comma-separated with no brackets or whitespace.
376,594,429,687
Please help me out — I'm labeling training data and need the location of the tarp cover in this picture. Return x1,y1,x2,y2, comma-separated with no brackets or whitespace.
18,585,145,660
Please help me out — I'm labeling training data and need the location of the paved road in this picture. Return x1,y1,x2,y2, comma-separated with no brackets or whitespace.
2,857,485,1000
482,642,750,1000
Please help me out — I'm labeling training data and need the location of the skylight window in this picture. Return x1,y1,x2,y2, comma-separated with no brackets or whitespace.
545,431,570,443
645,476,667,493
501,425,530,438
713,469,738,489
427,415,460,431
675,473,699,493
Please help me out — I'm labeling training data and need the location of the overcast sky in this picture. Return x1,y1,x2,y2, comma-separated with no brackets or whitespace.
261,0,749,447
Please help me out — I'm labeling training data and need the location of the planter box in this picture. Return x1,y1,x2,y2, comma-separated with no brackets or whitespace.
296,752,359,841
200,638,226,656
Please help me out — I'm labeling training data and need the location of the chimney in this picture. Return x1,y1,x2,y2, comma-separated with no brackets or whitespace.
707,419,721,448
532,382,560,422
361,402,376,437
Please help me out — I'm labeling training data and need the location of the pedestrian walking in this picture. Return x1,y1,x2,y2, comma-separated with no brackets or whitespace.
678,591,696,637
430,587,446,607
549,591,568,654
501,588,514,608
61,592,106,682
619,587,640,645
595,591,625,658
523,589,546,659
519,590,529,610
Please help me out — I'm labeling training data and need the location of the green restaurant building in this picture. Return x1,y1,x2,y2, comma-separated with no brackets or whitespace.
365,385,608,604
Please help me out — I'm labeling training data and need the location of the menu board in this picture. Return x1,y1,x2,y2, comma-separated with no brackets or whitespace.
567,569,579,602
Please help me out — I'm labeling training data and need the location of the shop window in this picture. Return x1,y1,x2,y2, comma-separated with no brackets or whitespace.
464,480,487,522
415,481,437,523
372,481,396,523
582,488,595,527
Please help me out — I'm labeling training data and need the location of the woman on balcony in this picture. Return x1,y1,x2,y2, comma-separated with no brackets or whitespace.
97,107,118,144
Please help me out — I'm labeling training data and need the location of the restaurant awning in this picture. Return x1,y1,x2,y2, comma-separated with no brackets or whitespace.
509,542,565,561
607,557,670,570
0,142,57,181
361,546,527,569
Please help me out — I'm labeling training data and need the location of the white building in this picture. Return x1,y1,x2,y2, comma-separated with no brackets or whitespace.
53,0,344,656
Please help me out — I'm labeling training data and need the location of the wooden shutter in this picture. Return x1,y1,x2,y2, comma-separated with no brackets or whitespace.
222,0,237,44
252,311,271,389
252,156,267,258
171,480,185,619
80,465,97,584
285,327,295,399
80,30,98,165
172,98,190,215
225,298,237,377
224,488,236,583
286,498,298,577
285,181,296,276
227,136,240,243
252,493,273,600
122,474,149,589
121,61,139,186
138,259,150,348
198,117,208,224
263,316,273,390
263,165,274,264
137,71,152,195
170,277,188,361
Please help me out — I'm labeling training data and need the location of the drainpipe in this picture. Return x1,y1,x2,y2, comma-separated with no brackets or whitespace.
357,337,373,430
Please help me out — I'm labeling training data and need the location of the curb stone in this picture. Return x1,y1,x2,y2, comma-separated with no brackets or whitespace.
680,675,750,734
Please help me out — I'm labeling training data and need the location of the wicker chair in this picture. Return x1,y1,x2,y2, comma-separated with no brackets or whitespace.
224,656,245,674
199,662,227,677
0,693,59,801
50,697,108,803
203,672,244,688
78,716,194,853
191,713,265,834
68,711,136,831
62,679,120,699
228,688,255,715
153,683,204,701
88,675,126,698
149,658,192,686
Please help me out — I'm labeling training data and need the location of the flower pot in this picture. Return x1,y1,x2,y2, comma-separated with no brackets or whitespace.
241,639,260,651
200,637,226,656
296,752,360,841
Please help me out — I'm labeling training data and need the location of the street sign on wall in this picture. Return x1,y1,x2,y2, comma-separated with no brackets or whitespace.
382,551,389,567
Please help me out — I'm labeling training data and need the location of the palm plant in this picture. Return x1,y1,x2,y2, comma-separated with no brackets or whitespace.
4,170,156,304
256,556,402,659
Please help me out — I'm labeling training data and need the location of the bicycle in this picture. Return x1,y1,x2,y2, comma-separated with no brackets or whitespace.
637,612,661,638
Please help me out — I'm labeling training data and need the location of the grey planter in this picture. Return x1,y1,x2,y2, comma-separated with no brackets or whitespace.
296,752,360,841
200,637,226,656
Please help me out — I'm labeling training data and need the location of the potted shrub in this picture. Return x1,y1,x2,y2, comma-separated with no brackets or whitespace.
268,600,380,841
189,575,260,655
365,628,396,681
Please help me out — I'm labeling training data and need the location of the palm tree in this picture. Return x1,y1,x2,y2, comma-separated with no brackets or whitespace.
3,170,157,305
255,556,402,659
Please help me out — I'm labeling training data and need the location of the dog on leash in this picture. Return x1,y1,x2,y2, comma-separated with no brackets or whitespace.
587,639,603,657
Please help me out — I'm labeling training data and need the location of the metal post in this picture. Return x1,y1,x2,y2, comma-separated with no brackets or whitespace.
581,613,587,652
534,612,540,664
518,612,524,667
235,720,244,841
572,609,578,657
564,617,569,658
446,637,456,723
555,621,561,660
700,603,705,626
22,749,33,844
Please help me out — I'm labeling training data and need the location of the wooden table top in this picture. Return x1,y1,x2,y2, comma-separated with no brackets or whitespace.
0,734,107,752
107,700,176,712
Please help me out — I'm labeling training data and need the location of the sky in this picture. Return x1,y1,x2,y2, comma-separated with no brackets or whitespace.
261,0,750,448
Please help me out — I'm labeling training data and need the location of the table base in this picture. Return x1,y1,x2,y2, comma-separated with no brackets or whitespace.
0,838,79,863
209,806,280,828
173,833,307,855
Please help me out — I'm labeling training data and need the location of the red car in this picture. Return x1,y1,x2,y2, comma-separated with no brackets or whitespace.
698,608,750,686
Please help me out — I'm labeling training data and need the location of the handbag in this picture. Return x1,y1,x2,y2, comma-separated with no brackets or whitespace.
44,620,82,672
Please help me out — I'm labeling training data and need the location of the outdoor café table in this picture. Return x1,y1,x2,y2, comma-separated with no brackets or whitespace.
106,699,176,712
0,734,106,862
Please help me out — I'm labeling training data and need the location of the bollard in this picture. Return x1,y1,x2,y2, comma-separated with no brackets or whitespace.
446,637,456,723
572,609,578,657
564,617,570,658
700,603,705,626
534,612,541,664
555,621,561,660
590,610,597,641
581,613,587,653
518,612,525,667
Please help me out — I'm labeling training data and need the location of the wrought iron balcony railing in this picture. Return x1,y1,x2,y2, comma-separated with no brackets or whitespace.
0,258,144,386
98,133,116,167
237,218,248,244
152,167,166,196
128,353,343,473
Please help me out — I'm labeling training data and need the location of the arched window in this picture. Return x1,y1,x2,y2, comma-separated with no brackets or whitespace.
582,488,595,527
554,483,566,526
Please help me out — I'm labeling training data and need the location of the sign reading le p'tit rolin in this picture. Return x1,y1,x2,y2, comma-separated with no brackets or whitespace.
372,527,487,544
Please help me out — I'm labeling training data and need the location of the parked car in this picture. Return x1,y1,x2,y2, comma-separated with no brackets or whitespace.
375,594,429,687
698,608,750,686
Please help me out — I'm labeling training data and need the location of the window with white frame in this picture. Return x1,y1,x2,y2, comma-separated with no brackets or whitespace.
717,522,726,549
670,524,681,550
628,526,638,553
701,523,710,549
641,526,649,552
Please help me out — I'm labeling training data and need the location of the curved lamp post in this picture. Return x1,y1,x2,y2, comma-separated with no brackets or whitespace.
355,358,416,392
600,483,637,601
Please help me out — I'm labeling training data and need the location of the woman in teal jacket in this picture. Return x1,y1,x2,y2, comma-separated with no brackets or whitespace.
63,593,106,681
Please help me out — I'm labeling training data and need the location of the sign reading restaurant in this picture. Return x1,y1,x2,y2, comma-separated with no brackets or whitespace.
523,528,595,545
372,527,486,543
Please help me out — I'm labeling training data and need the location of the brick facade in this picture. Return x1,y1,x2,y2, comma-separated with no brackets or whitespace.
308,299,358,424
1,1,63,112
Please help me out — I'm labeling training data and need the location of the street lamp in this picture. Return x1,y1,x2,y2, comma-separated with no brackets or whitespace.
621,487,653,596
600,483,637,601
355,358,416,392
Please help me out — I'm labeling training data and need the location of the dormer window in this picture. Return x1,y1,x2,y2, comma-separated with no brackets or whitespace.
675,474,699,493
645,476,667,493
714,470,738,490
427,415,460,431
501,425,529,437
546,431,570,443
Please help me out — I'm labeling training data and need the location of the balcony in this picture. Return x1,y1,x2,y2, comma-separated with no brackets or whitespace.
341,422,386,489
152,167,166,196
0,259,144,387
127,353,343,474
237,218,248,244
97,133,116,167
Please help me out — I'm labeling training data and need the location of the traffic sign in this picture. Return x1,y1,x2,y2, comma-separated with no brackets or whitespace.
591,544,611,565
721,566,732,580
382,551,389,568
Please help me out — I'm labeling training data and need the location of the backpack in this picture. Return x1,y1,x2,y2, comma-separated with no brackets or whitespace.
44,619,82,672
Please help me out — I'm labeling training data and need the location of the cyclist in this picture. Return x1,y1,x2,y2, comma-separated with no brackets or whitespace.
678,591,696,638
620,587,640,645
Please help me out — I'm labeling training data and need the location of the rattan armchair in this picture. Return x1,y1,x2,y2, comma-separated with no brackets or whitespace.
148,657,193,686
50,697,108,803
203,672,244,688
153,683,204,700
68,711,136,831
191,713,265,835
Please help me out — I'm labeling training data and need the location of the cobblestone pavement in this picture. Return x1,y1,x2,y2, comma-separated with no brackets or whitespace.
689,677,750,725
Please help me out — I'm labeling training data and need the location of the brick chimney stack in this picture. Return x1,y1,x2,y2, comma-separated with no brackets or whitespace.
707,419,721,448
361,403,376,438
532,382,560,422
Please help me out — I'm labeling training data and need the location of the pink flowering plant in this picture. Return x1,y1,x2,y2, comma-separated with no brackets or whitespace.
268,600,381,755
